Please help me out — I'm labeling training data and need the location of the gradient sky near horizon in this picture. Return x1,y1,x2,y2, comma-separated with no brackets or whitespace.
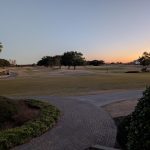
0,0,150,64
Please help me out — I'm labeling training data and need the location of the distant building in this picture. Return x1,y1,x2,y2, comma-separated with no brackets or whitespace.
134,60,140,65
128,60,140,65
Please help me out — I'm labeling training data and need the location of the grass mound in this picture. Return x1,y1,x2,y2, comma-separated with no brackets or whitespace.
0,97,40,130
0,97,18,128
0,97,60,150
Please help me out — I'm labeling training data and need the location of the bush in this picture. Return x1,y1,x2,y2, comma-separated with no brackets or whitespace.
125,71,140,73
141,67,149,72
126,87,150,150
118,87,150,150
115,116,131,149
87,60,105,66
0,99,60,150
0,97,18,127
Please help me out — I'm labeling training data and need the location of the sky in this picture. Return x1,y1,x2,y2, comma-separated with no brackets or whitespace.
0,0,150,64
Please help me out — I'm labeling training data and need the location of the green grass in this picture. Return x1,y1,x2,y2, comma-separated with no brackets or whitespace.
0,72,150,96
0,98,60,150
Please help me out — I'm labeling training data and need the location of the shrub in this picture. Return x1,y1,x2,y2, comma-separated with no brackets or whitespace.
126,87,150,150
125,71,140,73
117,87,150,150
141,67,149,72
0,97,18,127
115,116,131,149
87,60,105,66
0,99,60,150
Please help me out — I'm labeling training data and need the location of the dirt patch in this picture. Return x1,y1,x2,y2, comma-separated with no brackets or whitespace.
103,99,138,118
13,101,39,125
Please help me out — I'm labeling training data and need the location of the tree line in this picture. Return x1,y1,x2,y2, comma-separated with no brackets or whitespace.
37,51,105,69
1,42,150,71
1,42,106,69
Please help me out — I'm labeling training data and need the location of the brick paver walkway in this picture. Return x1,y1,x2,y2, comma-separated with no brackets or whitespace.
13,89,142,150
13,96,116,150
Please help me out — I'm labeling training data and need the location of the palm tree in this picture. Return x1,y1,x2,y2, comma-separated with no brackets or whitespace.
0,42,3,53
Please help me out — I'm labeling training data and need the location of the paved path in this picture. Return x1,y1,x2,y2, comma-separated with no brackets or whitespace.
69,89,143,106
0,72,17,79
13,89,143,150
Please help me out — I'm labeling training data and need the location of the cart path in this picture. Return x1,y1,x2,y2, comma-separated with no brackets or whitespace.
69,89,143,106
12,89,143,150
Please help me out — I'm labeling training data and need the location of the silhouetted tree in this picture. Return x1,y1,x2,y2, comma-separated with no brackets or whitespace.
0,43,10,67
0,59,10,67
53,55,62,69
88,60,105,66
138,52,150,72
37,56,55,67
61,51,85,69
37,55,62,68
0,42,3,53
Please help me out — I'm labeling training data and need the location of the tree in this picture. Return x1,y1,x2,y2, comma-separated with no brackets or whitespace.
0,59,10,67
0,42,3,53
37,56,55,67
37,55,62,68
138,52,150,72
0,43,10,67
61,51,85,70
88,60,105,66
53,55,62,69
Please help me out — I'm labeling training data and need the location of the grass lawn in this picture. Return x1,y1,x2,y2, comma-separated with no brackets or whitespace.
0,71,150,96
